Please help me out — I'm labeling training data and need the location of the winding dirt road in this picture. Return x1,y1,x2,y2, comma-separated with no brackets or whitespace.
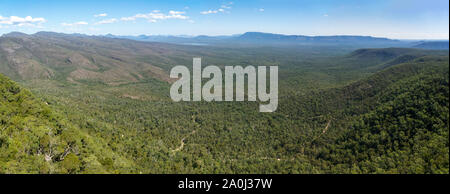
172,130,196,152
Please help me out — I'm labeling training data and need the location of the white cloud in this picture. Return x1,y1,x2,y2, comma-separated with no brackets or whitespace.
201,2,232,15
120,16,136,21
0,15,46,27
96,18,118,24
221,5,232,9
323,14,329,17
200,10,218,15
61,21,88,26
121,10,188,23
259,8,265,12
94,13,108,17
169,11,184,15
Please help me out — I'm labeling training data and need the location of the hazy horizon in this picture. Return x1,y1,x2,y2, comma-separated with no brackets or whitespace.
1,30,449,41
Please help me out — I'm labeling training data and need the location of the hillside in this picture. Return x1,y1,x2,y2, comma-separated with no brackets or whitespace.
281,55,449,173
324,48,448,77
322,58,449,173
413,41,449,50
283,55,449,117
0,73,134,173
0,32,176,85
329,72,449,173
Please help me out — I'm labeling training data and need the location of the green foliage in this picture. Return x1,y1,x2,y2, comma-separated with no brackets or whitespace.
0,73,134,173
322,69,449,173
0,34,448,174
61,153,80,173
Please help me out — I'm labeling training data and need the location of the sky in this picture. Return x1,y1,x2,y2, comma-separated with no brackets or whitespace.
0,0,448,39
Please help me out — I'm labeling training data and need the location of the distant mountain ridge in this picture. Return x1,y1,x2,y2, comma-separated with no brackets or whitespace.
100,31,408,47
2,31,426,47
237,32,396,42
413,41,449,50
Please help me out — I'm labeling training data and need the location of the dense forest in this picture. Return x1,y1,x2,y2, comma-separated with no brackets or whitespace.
0,33,448,173
0,73,136,173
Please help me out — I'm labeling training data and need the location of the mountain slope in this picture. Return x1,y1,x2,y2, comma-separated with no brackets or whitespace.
0,32,175,85
0,73,134,173
324,68,449,173
279,53,448,173
307,56,449,173
325,48,448,76
413,41,449,50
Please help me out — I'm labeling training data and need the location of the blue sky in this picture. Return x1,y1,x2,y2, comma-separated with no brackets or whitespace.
0,0,448,39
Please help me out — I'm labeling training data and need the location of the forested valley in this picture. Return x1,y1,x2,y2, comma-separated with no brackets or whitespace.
0,32,448,173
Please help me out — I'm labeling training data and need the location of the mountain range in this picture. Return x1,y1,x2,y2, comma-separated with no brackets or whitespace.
413,41,450,50
102,32,448,48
